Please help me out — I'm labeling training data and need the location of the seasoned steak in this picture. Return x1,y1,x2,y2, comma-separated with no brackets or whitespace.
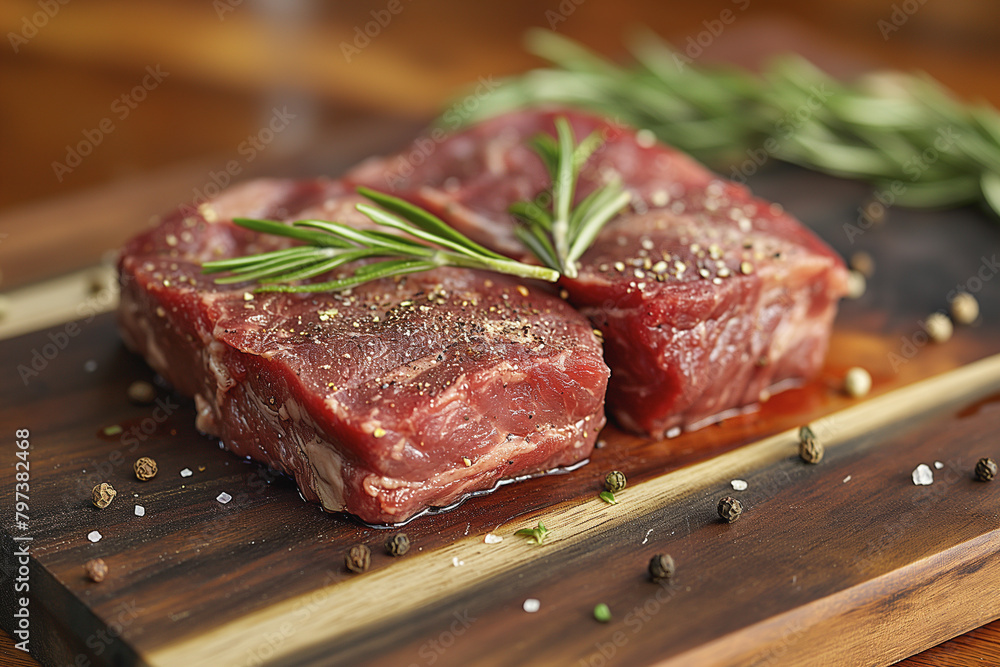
117,178,609,523
347,109,849,436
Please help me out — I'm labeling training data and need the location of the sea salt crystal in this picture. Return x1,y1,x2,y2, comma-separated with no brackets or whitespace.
843,475,852,483
523,598,540,613
934,461,944,470
484,533,503,544
731,479,748,491
134,505,145,517
180,468,193,478
87,530,102,543
912,464,934,486
452,557,464,567
217,492,233,504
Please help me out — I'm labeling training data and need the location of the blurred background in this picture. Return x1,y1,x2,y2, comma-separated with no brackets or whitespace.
2,0,1000,289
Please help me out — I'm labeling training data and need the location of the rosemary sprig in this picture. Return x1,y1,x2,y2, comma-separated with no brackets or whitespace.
202,187,558,292
510,117,631,278
465,28,1000,219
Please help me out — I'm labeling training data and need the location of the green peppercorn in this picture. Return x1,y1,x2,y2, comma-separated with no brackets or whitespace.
593,603,611,623
345,544,371,573
648,553,675,581
385,532,410,557
604,470,627,493
718,496,743,523
975,457,997,482
798,425,823,464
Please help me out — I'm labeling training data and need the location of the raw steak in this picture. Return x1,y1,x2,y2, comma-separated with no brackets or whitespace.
117,178,609,523
347,109,849,436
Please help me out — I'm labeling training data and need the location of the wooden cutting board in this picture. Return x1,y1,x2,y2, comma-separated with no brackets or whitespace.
1,164,999,667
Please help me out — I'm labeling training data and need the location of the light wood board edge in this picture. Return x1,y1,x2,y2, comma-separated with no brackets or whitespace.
0,265,118,341
145,353,1000,667
658,530,1000,667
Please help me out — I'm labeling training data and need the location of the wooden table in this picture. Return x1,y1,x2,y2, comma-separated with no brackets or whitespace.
1,1,999,664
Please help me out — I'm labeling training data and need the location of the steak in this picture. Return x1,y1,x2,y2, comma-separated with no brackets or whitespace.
117,178,609,524
347,108,849,436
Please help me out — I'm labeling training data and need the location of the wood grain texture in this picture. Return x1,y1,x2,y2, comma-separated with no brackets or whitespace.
0,162,999,665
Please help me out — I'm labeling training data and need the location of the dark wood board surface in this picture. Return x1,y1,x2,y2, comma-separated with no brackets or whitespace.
1,162,999,666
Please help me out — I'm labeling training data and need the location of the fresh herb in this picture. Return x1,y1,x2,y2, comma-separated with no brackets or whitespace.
102,424,123,437
203,187,558,293
465,29,1000,219
593,603,612,623
510,117,631,279
515,521,550,545
598,490,618,505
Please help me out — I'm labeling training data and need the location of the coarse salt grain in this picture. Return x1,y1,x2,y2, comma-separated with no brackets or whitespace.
134,505,145,517
731,479,748,491
217,492,233,504
87,530,102,543
452,557,464,567
843,475,852,483
484,533,503,544
934,461,944,470
912,464,934,486
523,599,540,613
180,468,193,478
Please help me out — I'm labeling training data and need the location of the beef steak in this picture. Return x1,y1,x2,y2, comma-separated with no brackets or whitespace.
117,178,609,523
347,108,849,436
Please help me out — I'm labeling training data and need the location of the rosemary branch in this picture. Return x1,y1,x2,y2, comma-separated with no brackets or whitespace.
465,28,1000,219
202,187,558,293
510,117,631,279
203,117,629,292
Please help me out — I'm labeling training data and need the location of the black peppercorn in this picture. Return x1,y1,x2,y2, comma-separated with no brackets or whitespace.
385,532,410,556
718,496,743,523
648,554,675,581
798,425,823,464
975,457,997,482
604,470,627,493
345,544,371,573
